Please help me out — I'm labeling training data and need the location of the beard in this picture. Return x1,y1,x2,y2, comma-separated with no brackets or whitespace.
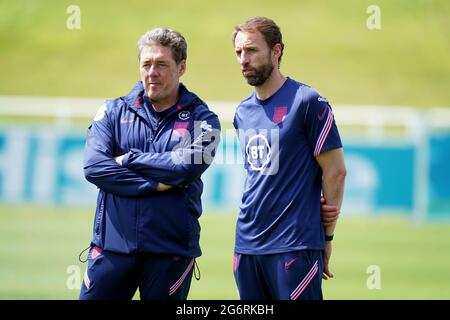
242,61,274,87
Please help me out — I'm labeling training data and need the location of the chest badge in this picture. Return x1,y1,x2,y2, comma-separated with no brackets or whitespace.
178,110,190,121
273,106,288,124
245,134,271,171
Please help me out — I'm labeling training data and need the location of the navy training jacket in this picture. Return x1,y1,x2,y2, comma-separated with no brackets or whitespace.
84,81,221,257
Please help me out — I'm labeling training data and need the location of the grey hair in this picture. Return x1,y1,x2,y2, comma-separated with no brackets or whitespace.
137,28,187,64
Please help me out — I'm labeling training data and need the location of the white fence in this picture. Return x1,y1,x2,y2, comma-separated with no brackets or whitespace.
1,96,449,220
1,95,450,130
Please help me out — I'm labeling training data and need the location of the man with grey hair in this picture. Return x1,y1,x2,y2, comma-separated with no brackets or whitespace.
80,27,221,300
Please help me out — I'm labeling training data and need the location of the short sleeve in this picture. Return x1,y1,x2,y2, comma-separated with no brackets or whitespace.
302,88,342,157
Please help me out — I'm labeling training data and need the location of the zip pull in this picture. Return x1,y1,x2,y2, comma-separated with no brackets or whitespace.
147,133,153,143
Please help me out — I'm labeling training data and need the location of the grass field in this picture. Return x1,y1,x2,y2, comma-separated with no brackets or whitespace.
0,0,449,301
0,0,449,107
1,205,449,300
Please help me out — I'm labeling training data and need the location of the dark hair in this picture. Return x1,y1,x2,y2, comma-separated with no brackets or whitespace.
232,16,284,65
137,27,187,64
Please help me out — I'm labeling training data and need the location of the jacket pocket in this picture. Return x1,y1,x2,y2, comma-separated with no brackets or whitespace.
140,190,192,248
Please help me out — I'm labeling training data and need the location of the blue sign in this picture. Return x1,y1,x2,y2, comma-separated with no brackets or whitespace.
0,126,449,220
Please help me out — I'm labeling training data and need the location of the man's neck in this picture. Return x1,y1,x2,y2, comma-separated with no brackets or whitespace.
151,101,175,113
255,70,286,101
149,92,179,113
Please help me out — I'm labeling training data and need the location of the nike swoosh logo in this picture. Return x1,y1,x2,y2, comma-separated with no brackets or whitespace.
284,257,299,270
317,108,328,121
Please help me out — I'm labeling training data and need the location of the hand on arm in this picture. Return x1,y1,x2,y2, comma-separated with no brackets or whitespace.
114,155,124,166
316,147,346,280
115,154,173,192
83,104,159,197
320,196,340,228
121,114,221,186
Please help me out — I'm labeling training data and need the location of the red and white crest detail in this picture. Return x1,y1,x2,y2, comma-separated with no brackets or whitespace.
273,106,288,124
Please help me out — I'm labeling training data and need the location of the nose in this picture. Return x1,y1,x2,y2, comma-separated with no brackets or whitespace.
239,52,250,66
147,64,158,77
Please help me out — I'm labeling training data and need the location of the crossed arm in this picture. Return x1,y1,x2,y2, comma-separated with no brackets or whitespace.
84,109,221,196
83,111,179,195
83,119,160,197
114,155,172,191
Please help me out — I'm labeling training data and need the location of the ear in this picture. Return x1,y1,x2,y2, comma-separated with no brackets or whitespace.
272,43,282,64
178,60,186,77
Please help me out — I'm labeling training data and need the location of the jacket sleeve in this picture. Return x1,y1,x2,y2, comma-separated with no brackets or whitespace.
121,110,221,186
83,101,158,196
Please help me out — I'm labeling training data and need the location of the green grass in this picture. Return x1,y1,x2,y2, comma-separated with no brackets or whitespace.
0,205,449,299
0,0,449,107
